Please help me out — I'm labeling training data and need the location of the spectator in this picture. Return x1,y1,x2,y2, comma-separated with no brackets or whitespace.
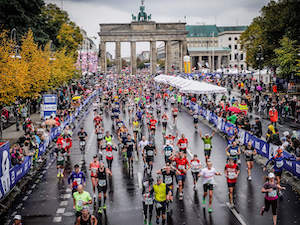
253,117,262,138
269,106,278,128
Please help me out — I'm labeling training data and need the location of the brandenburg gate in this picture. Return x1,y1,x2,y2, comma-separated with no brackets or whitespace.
98,0,188,75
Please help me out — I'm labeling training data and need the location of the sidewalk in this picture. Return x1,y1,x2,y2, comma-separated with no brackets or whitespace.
1,113,41,144
229,89,300,138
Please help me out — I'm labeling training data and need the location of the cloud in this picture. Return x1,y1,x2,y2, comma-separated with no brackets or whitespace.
46,0,269,56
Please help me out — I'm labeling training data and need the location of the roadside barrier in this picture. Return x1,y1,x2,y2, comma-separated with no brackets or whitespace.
183,96,300,179
0,89,100,200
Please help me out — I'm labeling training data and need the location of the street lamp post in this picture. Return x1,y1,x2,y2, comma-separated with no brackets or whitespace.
256,45,264,83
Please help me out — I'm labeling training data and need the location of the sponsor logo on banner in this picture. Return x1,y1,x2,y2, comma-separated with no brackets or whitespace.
296,164,300,175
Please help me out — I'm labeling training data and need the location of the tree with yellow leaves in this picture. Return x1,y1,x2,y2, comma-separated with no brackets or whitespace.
0,31,29,105
20,30,51,99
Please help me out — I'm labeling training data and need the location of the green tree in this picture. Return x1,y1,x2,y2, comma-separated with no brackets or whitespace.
273,37,299,79
240,0,300,70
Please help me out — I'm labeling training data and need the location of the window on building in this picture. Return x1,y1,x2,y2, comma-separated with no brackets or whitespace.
229,54,232,60
228,45,231,49
228,37,231,41
234,45,237,50
240,53,244,60
234,54,237,60
234,37,238,41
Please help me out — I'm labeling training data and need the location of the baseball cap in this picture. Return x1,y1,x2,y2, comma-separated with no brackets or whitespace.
268,172,275,179
14,215,21,220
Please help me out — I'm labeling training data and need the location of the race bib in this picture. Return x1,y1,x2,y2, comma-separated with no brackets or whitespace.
178,165,185,170
165,150,172,156
97,134,103,139
268,190,277,198
180,143,186,148
77,200,83,207
230,149,237,155
147,150,154,156
156,202,162,208
106,151,113,157
57,155,64,161
75,178,82,184
204,144,211,149
165,176,172,184
91,168,97,174
80,141,85,146
98,179,106,187
245,150,252,156
144,194,153,205
228,172,236,179
276,160,284,168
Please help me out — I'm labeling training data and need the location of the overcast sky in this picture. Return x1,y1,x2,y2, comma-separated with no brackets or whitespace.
46,0,269,57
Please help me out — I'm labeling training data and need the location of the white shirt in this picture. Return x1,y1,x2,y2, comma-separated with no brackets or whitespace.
139,140,149,151
200,167,216,185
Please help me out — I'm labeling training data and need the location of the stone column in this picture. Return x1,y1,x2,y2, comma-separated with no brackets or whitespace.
150,40,157,75
130,41,137,75
178,41,183,73
217,55,221,70
182,40,187,73
165,40,172,74
115,41,121,74
208,55,212,72
100,41,106,73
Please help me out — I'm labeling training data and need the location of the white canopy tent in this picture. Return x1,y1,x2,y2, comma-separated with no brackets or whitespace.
154,74,227,94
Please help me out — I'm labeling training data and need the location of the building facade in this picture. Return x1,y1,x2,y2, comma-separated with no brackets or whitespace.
186,25,247,71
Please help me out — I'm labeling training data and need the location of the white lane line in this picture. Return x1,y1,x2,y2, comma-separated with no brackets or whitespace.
226,202,247,225
56,208,65,214
62,194,71,199
137,172,143,189
85,131,96,151
53,216,62,223
186,149,193,158
22,196,28,201
60,201,68,206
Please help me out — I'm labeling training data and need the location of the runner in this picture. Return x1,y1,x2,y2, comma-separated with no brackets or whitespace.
73,185,92,218
199,130,215,163
125,134,135,169
192,111,199,132
243,141,256,180
153,175,172,225
55,144,65,178
161,112,168,135
170,151,190,200
143,141,157,176
171,106,178,125
162,143,173,164
75,206,98,225
177,134,188,154
264,148,295,188
225,141,241,164
142,175,154,225
198,160,221,213
224,158,240,208
260,172,285,225
104,142,116,170
68,164,86,195
157,163,176,193
89,155,100,199
96,162,112,214
190,154,202,190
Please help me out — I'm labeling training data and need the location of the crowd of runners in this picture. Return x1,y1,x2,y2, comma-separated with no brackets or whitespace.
52,72,295,225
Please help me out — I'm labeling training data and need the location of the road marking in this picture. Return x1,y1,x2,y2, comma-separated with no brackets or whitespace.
56,208,65,214
22,196,28,201
11,211,17,217
27,190,32,195
39,175,43,179
226,202,247,225
137,172,143,189
32,184,36,189
62,194,71,199
60,201,68,206
42,170,47,174
16,203,23,209
53,216,62,223
186,149,193,158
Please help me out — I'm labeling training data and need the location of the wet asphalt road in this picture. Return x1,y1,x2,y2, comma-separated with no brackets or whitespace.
5,101,300,225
